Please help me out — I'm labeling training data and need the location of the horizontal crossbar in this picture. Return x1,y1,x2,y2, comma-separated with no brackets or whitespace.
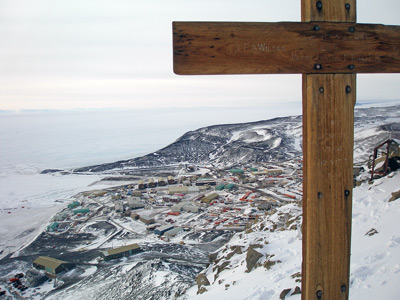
173,21,400,75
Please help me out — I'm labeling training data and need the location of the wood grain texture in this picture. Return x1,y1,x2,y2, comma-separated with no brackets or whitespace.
302,0,356,22
302,1,356,300
173,21,400,75
302,74,355,300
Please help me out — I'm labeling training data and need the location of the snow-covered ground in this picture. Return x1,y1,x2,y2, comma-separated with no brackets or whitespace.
0,165,107,259
350,171,400,299
181,170,400,300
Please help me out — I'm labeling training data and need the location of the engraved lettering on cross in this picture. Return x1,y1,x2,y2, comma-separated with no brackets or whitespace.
232,43,286,54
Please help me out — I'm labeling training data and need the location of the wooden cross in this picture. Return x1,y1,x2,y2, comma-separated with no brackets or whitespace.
172,1,400,299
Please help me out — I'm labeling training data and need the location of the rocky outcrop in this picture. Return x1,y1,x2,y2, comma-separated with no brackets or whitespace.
389,190,400,202
196,273,210,287
226,246,242,260
292,286,301,296
365,228,379,236
263,254,281,270
246,244,263,272
279,286,301,299
279,288,292,299
196,273,210,295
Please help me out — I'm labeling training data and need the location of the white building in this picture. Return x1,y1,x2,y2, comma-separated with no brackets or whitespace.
127,197,144,209
114,201,124,212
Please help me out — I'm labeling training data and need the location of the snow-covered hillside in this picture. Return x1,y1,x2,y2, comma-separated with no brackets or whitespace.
181,170,400,300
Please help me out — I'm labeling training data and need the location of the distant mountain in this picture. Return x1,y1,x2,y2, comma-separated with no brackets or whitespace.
65,104,400,173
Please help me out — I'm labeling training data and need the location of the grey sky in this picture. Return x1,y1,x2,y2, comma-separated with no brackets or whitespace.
0,0,399,110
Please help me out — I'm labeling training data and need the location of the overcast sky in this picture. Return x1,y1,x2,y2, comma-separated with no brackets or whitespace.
1,0,400,110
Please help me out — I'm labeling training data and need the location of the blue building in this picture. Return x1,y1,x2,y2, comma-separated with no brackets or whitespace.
154,225,174,236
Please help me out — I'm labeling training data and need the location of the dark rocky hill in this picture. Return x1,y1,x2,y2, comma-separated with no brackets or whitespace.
42,104,400,174
71,116,303,173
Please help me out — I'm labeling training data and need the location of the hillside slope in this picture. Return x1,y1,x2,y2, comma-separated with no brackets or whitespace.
181,170,400,300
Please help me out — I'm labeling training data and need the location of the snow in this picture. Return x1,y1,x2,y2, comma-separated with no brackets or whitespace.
229,128,273,144
153,270,171,286
291,127,303,152
354,127,383,141
181,171,400,300
0,165,106,259
271,137,282,149
350,171,400,300
81,266,98,277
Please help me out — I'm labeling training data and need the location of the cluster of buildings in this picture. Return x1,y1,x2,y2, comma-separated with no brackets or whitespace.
21,159,304,295
47,201,94,233
45,160,303,238
137,176,176,189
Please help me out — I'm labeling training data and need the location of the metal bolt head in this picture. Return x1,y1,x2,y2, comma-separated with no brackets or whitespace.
348,64,355,70
341,284,347,292
316,290,323,298
316,1,323,11
345,86,352,94
345,3,351,11
313,25,321,31
348,26,355,33
314,64,322,70
318,192,323,199
319,87,324,93
345,190,351,197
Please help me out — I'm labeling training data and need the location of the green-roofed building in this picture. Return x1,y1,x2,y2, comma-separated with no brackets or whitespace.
68,201,80,209
230,169,244,174
33,256,69,275
47,222,59,232
225,183,236,191
73,208,90,215
100,243,142,261
216,184,225,191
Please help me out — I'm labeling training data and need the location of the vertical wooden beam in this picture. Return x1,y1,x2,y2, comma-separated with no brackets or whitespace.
302,74,355,299
302,0,356,22
302,1,356,299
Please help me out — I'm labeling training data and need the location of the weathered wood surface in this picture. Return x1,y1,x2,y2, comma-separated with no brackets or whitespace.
302,0,356,22
302,1,356,300
173,21,400,75
302,74,355,300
